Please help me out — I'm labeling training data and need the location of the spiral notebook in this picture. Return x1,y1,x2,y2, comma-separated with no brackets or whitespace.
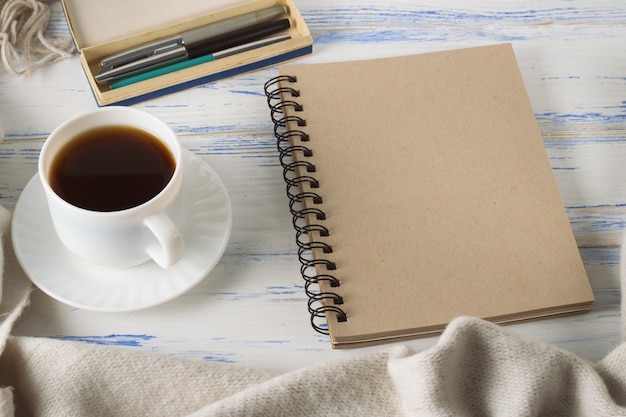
264,43,594,348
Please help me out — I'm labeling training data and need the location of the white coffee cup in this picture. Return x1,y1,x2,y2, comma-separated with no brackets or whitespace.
38,107,185,269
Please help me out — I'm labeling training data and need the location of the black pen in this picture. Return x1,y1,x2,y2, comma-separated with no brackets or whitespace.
109,34,292,89
99,5,286,70
97,18,291,84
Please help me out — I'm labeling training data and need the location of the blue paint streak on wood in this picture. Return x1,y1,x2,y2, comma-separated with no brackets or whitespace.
537,112,626,126
53,334,156,347
580,248,620,265
211,285,304,301
227,89,265,96
566,207,626,236
303,6,626,43
570,203,626,209
202,355,236,363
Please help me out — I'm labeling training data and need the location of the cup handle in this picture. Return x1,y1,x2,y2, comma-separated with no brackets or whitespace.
143,213,185,268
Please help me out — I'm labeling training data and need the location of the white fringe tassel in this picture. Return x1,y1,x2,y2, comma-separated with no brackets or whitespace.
0,0,74,75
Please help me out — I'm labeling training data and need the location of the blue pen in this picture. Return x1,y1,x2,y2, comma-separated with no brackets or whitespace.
109,34,291,89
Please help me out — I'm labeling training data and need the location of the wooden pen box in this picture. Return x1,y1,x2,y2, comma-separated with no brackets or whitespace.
61,0,312,106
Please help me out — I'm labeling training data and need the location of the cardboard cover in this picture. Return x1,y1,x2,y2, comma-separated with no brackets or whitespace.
62,0,241,49
274,44,595,348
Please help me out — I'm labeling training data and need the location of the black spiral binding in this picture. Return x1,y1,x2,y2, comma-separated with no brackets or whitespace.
264,75,347,335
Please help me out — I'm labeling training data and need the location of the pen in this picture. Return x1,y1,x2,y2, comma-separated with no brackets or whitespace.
97,18,291,83
109,34,292,90
100,5,286,70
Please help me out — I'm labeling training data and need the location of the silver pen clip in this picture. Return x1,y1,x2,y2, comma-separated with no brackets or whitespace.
100,37,183,71
96,46,187,83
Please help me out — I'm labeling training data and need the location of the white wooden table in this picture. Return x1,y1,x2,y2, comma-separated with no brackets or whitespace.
1,0,624,372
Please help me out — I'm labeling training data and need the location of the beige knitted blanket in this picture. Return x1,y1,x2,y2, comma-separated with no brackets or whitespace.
1,207,626,416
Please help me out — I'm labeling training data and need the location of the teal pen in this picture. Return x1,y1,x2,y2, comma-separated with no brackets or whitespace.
110,34,291,90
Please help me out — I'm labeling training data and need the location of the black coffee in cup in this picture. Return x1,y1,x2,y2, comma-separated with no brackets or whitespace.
49,125,176,212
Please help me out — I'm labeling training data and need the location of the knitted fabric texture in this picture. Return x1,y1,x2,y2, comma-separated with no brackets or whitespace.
1,206,626,416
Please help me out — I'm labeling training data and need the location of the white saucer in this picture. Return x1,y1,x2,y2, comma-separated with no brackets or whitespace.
11,149,232,312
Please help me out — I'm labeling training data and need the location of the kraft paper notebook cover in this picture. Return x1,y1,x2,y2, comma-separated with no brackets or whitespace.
264,43,594,348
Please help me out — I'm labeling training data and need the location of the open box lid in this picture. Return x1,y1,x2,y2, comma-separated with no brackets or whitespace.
61,0,313,106
62,0,243,50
